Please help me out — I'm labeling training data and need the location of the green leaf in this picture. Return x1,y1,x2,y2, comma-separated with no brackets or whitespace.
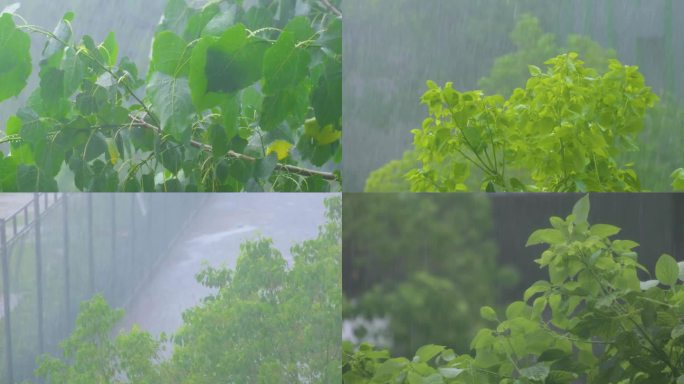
283,16,314,43
156,141,183,175
538,349,568,362
254,153,278,179
672,168,684,191
83,132,108,162
208,123,227,159
221,95,239,140
16,164,57,191
438,367,463,379
0,155,18,191
260,80,310,131
318,18,341,55
655,254,679,286
413,345,445,363
671,324,684,340
262,31,311,94
40,67,66,115
189,24,268,109
526,228,565,246
480,306,498,322
572,195,590,225
100,32,118,67
528,65,542,76
0,13,32,102
639,280,659,290
151,31,189,77
589,224,621,238
147,72,194,143
201,9,235,37
524,280,551,301
157,0,193,36
679,262,684,281
62,47,84,96
311,58,341,129
42,12,73,61
520,363,550,381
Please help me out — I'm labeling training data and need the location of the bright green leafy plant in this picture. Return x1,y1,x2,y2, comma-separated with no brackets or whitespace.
366,15,684,193
408,54,658,192
0,0,341,192
34,196,341,383
343,195,684,383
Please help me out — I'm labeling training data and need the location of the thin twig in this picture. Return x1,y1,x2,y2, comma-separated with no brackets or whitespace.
319,0,342,17
129,115,339,182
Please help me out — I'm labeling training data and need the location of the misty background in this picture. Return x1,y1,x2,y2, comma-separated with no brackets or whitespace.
0,193,331,382
343,0,684,191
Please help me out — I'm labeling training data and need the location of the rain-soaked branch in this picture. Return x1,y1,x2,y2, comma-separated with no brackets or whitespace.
320,0,342,17
129,115,339,182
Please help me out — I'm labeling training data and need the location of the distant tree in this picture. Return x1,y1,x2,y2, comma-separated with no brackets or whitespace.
34,196,341,383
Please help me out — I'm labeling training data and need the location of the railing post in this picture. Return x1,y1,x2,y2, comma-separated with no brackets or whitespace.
111,195,116,300
33,193,44,354
130,194,136,287
1,218,14,384
63,195,71,323
87,195,94,295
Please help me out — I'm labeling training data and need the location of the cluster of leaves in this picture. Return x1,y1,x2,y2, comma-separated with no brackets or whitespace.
343,196,684,384
343,194,516,357
408,53,658,192
365,15,684,193
0,0,341,192
34,196,342,383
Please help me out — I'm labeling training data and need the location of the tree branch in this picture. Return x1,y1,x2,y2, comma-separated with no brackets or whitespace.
129,115,339,182
319,0,342,17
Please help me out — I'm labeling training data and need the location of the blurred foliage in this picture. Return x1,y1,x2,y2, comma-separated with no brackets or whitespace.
343,196,684,384
33,196,341,383
632,94,684,191
479,14,616,97
364,150,417,192
343,194,517,356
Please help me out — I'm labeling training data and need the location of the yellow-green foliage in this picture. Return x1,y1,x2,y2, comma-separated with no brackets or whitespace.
364,150,418,192
409,54,658,192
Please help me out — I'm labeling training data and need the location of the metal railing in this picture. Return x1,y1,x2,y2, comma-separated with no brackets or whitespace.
0,193,205,383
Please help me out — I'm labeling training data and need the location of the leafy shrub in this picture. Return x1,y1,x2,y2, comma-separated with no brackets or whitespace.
408,54,658,192
343,196,684,384
0,0,341,192
34,196,341,383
